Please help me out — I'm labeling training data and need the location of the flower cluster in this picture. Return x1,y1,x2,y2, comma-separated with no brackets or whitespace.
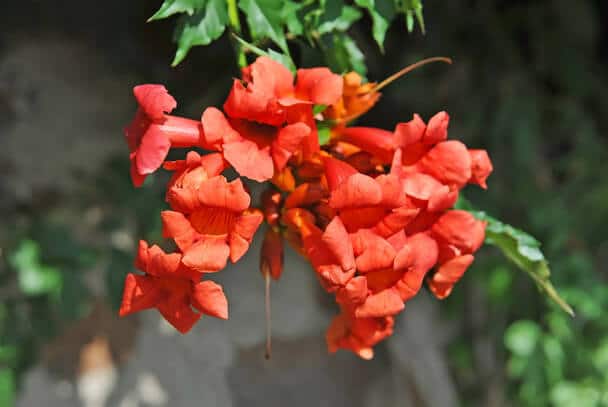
120,56,493,358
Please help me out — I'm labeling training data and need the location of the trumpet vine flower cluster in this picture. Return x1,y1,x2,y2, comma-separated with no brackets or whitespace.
119,56,493,359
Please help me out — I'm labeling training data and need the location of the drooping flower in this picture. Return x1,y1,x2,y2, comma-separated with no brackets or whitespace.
163,151,226,213
161,175,263,272
119,241,228,333
125,85,203,186
324,157,419,237
302,216,356,291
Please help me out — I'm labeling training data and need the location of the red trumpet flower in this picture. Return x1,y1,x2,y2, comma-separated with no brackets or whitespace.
161,175,263,272
125,85,202,186
119,241,228,333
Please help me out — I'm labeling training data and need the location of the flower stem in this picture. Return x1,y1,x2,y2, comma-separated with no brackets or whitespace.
264,271,272,359
372,56,453,92
226,0,247,68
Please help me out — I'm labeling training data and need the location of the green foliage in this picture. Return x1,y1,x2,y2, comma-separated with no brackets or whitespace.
171,0,229,66
148,0,424,72
316,5,361,35
354,0,394,52
9,240,62,297
324,32,367,76
457,198,573,316
148,0,203,20
0,369,15,407
239,0,289,54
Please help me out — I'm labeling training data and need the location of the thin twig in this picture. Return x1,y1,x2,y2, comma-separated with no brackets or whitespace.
264,271,272,359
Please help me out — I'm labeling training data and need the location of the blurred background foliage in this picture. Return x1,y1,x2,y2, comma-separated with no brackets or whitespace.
1,0,607,405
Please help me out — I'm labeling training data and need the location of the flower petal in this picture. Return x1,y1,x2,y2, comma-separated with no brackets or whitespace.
468,149,493,189
245,56,294,98
133,84,176,121
323,157,359,192
322,217,356,272
223,140,274,182
181,237,230,272
157,299,201,334
431,210,486,254
229,211,263,263
119,274,164,316
427,254,474,299
201,107,241,148
135,125,171,175
423,111,449,145
191,280,229,319
336,276,368,306
130,154,147,187
394,114,425,148
161,210,199,251
295,67,343,106
355,288,404,318
394,233,438,301
339,127,395,163
418,140,472,187
271,122,310,171
329,173,382,209
352,230,396,273
198,176,251,212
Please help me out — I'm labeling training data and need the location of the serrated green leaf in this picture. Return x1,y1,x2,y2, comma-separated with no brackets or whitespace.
456,198,574,316
317,5,362,35
239,0,289,53
325,33,367,76
354,0,396,52
172,0,228,66
148,0,206,21
400,0,425,34
9,240,63,297
282,1,304,36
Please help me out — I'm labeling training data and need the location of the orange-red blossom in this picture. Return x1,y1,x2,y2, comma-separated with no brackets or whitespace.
119,56,493,358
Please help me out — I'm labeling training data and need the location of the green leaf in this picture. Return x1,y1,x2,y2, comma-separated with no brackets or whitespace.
268,49,295,72
148,0,205,21
232,35,295,72
325,33,367,76
282,1,304,36
317,5,362,35
354,0,396,52
9,240,62,297
172,0,229,66
317,123,331,145
399,0,425,34
313,104,327,114
457,198,574,316
0,369,15,407
239,0,289,53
